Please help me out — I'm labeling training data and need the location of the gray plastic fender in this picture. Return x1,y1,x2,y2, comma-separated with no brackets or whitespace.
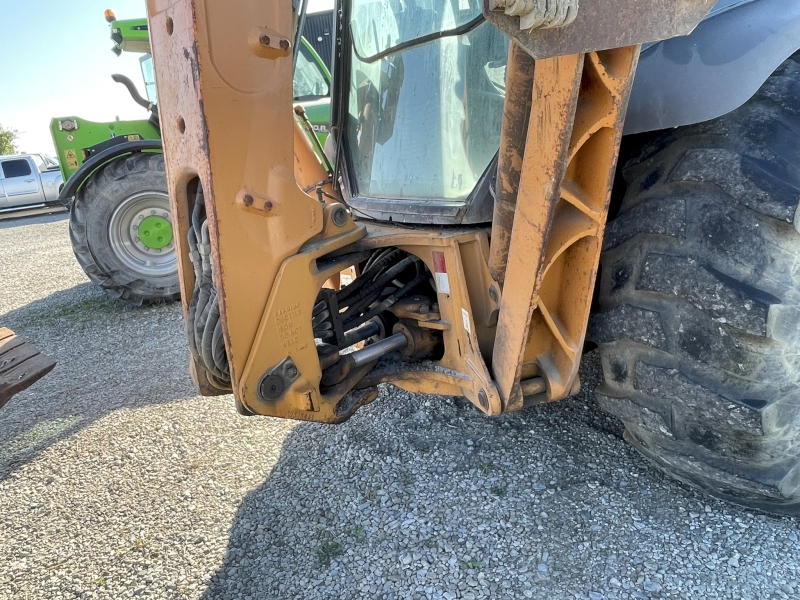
625,0,800,134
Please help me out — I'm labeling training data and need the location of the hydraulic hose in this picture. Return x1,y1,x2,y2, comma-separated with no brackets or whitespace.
186,186,231,386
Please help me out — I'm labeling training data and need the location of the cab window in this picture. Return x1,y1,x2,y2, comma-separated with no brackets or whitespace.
140,54,158,104
294,45,329,100
2,159,32,178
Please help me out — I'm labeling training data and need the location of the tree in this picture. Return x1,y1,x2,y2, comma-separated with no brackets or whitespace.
0,124,19,155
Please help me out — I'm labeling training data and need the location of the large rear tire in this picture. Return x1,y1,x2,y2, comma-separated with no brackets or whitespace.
69,153,180,305
590,54,800,515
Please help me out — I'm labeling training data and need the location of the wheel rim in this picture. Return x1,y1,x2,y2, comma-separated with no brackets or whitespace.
108,191,176,278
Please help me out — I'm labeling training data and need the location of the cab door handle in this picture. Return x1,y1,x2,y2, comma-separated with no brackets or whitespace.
24,179,34,183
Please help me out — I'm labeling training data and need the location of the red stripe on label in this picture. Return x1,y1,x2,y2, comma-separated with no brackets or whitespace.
432,251,447,274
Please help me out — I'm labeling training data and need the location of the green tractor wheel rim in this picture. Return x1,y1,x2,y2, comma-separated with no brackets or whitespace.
138,215,173,250
108,191,177,278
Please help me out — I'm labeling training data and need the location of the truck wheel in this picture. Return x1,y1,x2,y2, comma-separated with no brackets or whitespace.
589,54,800,515
69,153,180,305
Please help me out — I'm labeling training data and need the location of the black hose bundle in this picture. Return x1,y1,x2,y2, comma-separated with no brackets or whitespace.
312,248,427,347
187,186,231,386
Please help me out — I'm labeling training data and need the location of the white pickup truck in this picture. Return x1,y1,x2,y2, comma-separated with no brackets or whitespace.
0,154,63,212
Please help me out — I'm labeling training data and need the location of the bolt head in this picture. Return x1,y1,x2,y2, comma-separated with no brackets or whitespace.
259,34,271,47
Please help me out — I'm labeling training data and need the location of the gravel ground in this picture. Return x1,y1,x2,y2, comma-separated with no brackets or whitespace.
1,213,799,600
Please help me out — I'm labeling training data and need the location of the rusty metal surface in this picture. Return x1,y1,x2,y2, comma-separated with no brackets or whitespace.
491,47,640,411
483,0,714,58
489,41,535,286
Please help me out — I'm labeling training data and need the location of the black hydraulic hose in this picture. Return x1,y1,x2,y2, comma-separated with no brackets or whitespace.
358,248,405,285
336,248,404,305
341,256,420,322
362,247,398,276
312,309,331,328
201,293,227,382
192,223,214,357
186,197,204,364
186,291,201,362
343,272,428,331
341,249,403,293
212,318,228,375
186,185,231,385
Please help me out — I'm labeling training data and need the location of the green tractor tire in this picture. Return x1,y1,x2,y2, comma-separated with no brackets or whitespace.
69,153,180,305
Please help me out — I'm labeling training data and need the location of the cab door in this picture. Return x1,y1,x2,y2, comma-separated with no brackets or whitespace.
0,158,42,207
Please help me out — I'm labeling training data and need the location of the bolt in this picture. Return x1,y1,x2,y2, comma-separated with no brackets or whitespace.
151,210,156,215
259,34,271,47
280,38,291,51
419,305,430,315
243,194,254,207
331,206,348,227
286,364,299,379
264,201,273,212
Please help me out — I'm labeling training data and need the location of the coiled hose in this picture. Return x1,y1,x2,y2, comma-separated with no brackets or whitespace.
186,187,231,386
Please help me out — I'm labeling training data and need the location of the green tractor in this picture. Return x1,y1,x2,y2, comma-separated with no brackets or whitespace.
51,11,332,304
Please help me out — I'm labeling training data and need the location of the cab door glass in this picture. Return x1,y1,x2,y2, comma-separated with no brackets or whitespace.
2,159,32,179
140,54,158,104
294,45,330,100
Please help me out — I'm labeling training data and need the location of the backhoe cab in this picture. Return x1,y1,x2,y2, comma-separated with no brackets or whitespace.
149,0,800,515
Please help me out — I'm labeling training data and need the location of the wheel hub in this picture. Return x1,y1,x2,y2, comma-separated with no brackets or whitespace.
133,213,174,252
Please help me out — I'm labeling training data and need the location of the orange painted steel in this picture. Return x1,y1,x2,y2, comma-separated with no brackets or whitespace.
146,0,351,401
491,46,640,412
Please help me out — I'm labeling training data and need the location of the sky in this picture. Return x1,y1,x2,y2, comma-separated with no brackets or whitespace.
0,0,333,157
